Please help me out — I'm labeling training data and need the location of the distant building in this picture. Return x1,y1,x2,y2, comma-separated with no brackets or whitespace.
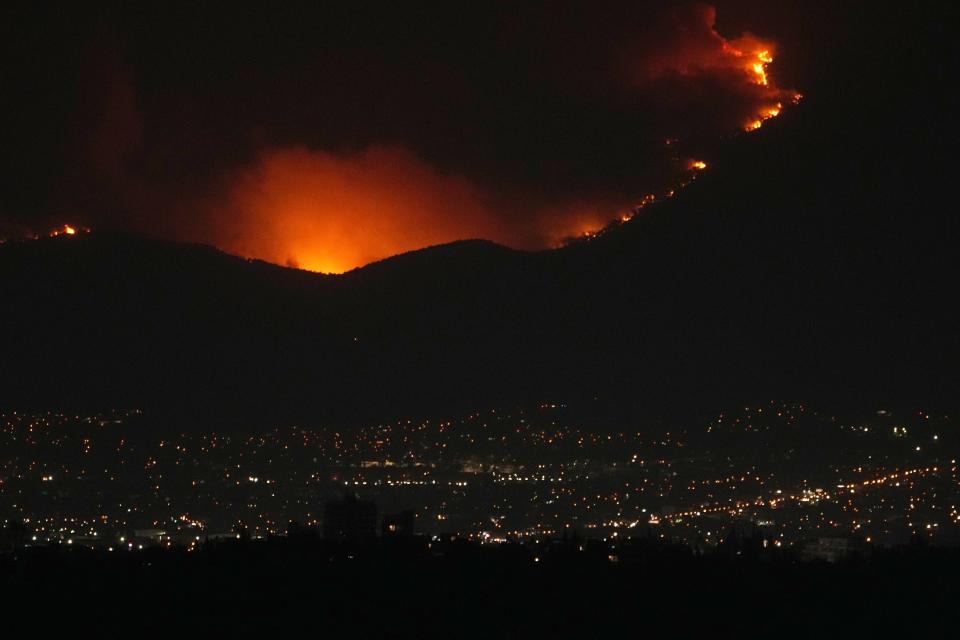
382,510,416,537
801,537,859,562
133,528,167,541
323,495,377,542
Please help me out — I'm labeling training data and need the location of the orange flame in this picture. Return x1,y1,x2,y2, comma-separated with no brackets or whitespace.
721,37,799,131
47,224,85,238
639,6,799,134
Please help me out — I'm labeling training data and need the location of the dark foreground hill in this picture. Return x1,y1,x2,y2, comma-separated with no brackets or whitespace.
1,11,957,427
5,540,960,637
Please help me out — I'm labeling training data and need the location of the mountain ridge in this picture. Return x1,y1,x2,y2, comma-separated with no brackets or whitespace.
2,40,957,427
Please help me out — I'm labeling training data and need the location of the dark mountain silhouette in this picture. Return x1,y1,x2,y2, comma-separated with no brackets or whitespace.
2,13,956,427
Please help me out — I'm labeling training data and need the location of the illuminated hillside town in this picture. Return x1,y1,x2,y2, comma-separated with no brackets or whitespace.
3,402,956,561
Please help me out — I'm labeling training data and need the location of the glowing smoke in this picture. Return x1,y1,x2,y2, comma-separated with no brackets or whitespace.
208,146,506,274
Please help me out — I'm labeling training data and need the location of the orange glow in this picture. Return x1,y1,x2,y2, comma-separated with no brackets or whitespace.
537,201,626,248
205,146,645,271
46,224,86,238
208,146,509,273
741,95,800,132
724,41,798,131
208,138,790,273
751,62,768,86
719,40,774,89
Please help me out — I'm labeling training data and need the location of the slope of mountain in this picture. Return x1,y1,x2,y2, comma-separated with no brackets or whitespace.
2,13,957,427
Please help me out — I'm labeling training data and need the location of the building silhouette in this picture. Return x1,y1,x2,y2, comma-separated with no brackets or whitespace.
323,495,377,542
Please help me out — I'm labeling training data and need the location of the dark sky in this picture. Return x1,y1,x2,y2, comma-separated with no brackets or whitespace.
0,2,948,271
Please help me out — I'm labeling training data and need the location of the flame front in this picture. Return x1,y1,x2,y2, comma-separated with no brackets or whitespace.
721,40,801,132
48,224,86,238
